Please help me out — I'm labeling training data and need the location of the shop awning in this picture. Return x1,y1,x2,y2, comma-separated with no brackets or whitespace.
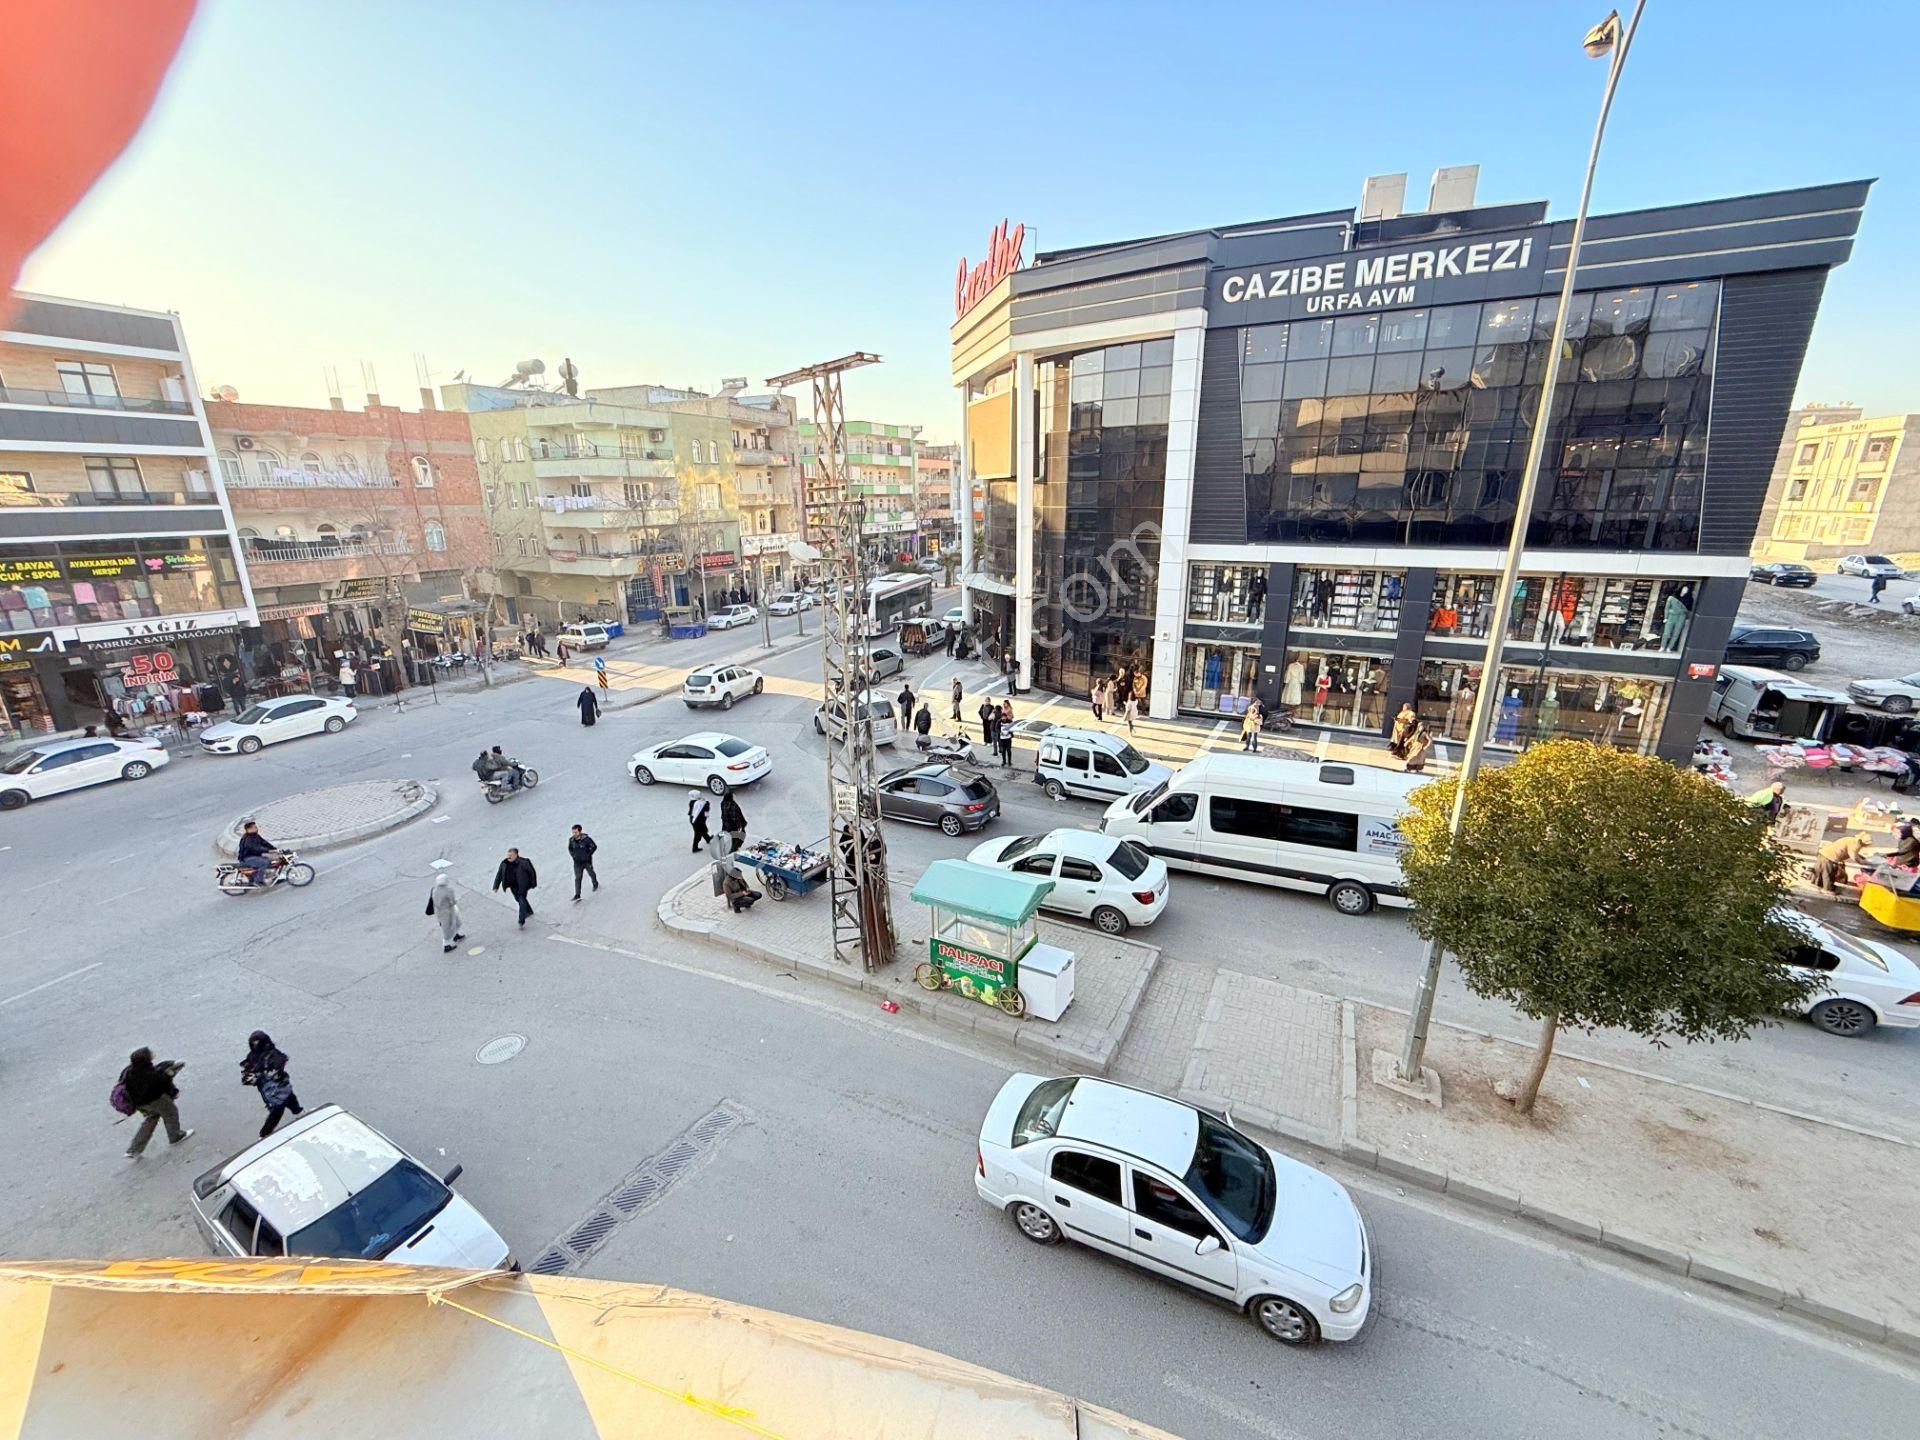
910,859,1052,923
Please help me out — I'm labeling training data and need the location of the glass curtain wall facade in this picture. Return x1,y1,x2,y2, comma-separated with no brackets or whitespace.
1031,340,1172,697
1237,282,1717,549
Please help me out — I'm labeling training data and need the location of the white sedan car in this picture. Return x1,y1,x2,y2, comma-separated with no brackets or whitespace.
968,828,1168,934
628,731,771,794
976,1074,1371,1346
1845,672,1920,714
1779,908,1920,1036
199,695,357,754
0,734,169,810
707,604,758,630
767,592,814,615
682,664,764,710
1838,553,1904,579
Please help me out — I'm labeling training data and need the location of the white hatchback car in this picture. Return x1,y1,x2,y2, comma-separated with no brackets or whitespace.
968,829,1169,934
0,735,169,810
683,664,764,710
628,731,772,793
199,695,357,754
1779,908,1920,1035
977,1075,1371,1346
708,604,757,630
190,1105,511,1268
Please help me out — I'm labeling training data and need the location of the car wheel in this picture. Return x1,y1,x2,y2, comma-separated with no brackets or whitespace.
1780,654,1809,672
721,692,734,711
1248,1295,1320,1346
121,761,152,781
238,736,263,755
752,677,764,695
1717,715,1737,739
633,766,655,785
707,775,728,796
0,790,28,811
1044,778,1065,800
1886,696,1914,715
1010,1202,1061,1245
1329,880,1374,916
939,813,964,837
813,715,824,734
1808,998,1876,1037
1092,905,1129,935
324,716,346,733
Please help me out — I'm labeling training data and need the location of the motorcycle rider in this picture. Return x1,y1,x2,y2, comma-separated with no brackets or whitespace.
475,745,523,793
236,820,278,886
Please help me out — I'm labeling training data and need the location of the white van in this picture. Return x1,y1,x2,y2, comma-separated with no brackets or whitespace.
1099,752,1425,915
814,687,899,746
1704,665,1849,742
1032,726,1171,803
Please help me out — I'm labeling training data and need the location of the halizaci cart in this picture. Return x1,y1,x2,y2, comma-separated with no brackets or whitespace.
734,837,829,900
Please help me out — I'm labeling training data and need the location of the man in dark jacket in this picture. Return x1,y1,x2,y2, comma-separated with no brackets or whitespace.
979,698,998,747
914,701,933,748
236,820,277,886
568,825,599,901
121,1047,191,1158
493,846,538,926
897,682,914,726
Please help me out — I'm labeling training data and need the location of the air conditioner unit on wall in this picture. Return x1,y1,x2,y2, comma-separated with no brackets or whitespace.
237,436,256,450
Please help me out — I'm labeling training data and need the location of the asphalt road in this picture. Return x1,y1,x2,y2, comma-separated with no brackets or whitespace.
1,598,1915,1436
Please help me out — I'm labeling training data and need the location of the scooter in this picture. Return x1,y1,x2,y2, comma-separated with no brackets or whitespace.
215,851,315,897
923,730,979,766
481,767,541,804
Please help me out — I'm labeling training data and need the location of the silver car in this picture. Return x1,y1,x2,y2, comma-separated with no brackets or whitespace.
189,1105,512,1268
876,761,1000,836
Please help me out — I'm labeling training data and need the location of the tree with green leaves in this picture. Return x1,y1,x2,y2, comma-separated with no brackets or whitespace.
1398,739,1818,1115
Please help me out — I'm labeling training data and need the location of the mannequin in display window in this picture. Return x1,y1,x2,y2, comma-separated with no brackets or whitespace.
1312,665,1332,722
1495,688,1523,744
1362,662,1387,729
1281,657,1305,708
1448,679,1476,739
1248,572,1267,622
1660,585,1692,650
1533,681,1561,743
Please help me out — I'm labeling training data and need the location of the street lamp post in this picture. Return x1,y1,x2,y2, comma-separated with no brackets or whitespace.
1395,2,1646,1087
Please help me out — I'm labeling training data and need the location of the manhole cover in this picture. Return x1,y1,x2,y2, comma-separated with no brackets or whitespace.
476,1034,526,1065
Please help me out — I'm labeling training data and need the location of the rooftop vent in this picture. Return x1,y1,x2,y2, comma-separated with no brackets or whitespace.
1428,164,1480,213
1359,173,1407,222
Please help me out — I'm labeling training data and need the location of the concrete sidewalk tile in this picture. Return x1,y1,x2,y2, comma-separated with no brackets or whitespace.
1338,1000,1359,1142
1688,1255,1787,1307
1517,1199,1604,1242
1442,1174,1521,1215
1375,1149,1447,1192
1782,1291,1889,1343
1597,1225,1689,1274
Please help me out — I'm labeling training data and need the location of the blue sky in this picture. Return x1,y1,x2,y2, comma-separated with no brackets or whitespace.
22,0,1914,439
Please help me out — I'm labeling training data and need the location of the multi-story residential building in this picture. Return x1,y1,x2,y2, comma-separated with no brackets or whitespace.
917,443,958,555
1752,402,1863,550
206,396,487,671
589,382,803,591
1754,410,1920,562
796,418,921,555
440,384,745,624
1,292,252,738
951,172,1868,763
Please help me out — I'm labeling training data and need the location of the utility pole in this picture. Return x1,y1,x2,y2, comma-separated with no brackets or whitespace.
767,353,893,970
1395,1,1647,1088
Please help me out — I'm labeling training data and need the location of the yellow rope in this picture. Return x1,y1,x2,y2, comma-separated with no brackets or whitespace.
425,1289,792,1440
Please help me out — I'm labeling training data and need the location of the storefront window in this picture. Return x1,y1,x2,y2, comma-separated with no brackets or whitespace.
1428,571,1700,652
1179,639,1261,715
0,537,244,632
1187,564,1268,624
0,663,54,739
1414,659,1668,754
1282,646,1393,730
1413,659,1483,743
1291,567,1404,634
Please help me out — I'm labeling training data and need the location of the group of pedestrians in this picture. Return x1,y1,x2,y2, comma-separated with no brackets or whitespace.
116,1029,306,1161
974,695,1016,767
1088,676,1140,734
522,626,550,657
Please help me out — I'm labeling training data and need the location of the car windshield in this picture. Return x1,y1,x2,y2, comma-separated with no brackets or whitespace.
1130,780,1168,814
1108,840,1151,881
687,673,713,686
715,738,752,757
1112,744,1151,775
1012,1077,1076,1145
1184,1114,1275,1243
234,705,273,724
997,834,1044,861
284,1158,450,1260
1,750,46,775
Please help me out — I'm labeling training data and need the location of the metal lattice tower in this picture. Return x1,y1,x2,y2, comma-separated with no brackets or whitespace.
767,353,895,971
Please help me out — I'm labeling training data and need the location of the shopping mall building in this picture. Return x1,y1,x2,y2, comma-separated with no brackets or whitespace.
950,173,1869,763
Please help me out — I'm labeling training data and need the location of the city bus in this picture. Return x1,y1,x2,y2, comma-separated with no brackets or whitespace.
865,574,933,634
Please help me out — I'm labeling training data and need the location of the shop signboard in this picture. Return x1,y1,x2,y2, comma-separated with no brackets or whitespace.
77,610,248,648
336,577,389,599
65,554,141,580
954,218,1026,319
121,649,179,682
926,935,1019,1009
405,608,446,635
1209,226,1548,324
0,555,60,584
700,551,737,571
146,550,209,573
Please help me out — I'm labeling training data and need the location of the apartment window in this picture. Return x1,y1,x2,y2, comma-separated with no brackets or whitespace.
219,451,244,485
690,439,704,463
1853,478,1880,502
1846,518,1873,543
1798,443,1818,465
513,437,528,462
424,520,446,551
84,456,144,500
0,471,31,498
1842,438,1857,460
520,481,534,505
475,438,490,463
1786,478,1808,501
507,483,522,508
412,456,435,488
697,482,721,511
301,452,323,473
484,486,497,509
570,482,591,499
1865,436,1894,463
56,360,119,401
623,482,644,506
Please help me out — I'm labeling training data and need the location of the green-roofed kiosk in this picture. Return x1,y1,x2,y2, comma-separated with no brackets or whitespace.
910,859,1075,1019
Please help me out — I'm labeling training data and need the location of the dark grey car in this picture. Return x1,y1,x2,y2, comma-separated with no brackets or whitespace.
876,762,1000,837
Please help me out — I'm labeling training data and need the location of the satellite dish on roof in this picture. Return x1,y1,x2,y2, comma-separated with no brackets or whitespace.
212,385,239,402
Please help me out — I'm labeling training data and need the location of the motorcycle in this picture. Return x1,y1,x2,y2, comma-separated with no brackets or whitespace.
922,730,979,766
215,850,315,897
481,767,541,804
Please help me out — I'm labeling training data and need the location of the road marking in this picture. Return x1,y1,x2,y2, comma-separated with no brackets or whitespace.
1162,1374,1310,1440
16,875,65,894
1314,728,1331,759
1199,719,1228,753
328,852,375,872
0,962,102,1010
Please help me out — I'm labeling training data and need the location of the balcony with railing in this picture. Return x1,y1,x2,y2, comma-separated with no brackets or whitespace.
0,383,194,415
226,464,398,491
240,534,415,586
528,439,675,480
543,546,645,577
0,468,217,508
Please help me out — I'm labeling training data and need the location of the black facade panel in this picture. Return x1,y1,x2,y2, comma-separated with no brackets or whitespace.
6,300,179,352
1255,561,1294,710
0,506,225,539
1382,569,1437,737
1553,180,1873,246
0,408,203,448
1190,328,1246,544
1700,269,1830,556
1659,575,1747,763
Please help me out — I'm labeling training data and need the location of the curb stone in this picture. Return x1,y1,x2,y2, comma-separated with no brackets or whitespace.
1338,1001,1359,1141
214,781,438,856
1517,1200,1604,1243
1590,1225,1686,1273
1783,1292,1889,1344
1375,1149,1447,1192
1687,1255,1787,1307
1443,1175,1521,1215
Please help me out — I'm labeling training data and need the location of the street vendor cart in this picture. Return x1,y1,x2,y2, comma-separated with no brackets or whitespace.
662,605,707,640
733,837,830,900
909,859,1075,1021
